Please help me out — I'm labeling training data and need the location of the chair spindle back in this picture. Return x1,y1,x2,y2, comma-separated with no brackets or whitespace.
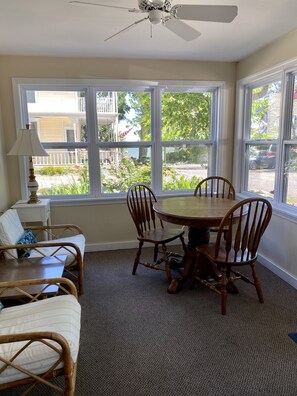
194,176,235,199
127,183,163,238
214,198,272,263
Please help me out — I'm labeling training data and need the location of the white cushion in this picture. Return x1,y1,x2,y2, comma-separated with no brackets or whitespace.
0,209,24,258
0,295,81,384
29,234,85,266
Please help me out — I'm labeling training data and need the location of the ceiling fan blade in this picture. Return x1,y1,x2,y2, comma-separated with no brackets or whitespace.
104,17,149,42
68,1,140,13
171,5,238,23
164,18,201,41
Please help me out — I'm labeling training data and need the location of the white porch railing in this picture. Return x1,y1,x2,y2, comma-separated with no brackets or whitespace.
34,149,123,167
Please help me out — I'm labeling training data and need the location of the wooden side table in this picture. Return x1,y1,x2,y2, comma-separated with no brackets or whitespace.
11,198,51,226
0,255,66,298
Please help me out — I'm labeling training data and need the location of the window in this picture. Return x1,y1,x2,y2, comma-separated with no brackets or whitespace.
236,61,297,216
161,88,215,190
244,79,282,198
14,79,221,201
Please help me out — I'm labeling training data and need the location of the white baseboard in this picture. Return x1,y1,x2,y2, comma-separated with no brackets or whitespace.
85,239,186,252
85,243,297,291
258,253,297,290
85,241,138,252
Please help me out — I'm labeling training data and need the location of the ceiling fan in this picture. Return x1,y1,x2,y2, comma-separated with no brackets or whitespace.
69,0,238,42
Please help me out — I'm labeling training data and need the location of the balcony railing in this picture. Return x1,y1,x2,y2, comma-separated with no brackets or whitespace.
78,97,116,113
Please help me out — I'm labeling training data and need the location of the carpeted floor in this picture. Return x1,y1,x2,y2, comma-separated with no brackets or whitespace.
3,248,297,395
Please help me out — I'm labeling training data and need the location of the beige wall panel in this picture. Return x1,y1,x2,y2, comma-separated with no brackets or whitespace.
237,29,297,80
51,202,135,247
0,104,10,211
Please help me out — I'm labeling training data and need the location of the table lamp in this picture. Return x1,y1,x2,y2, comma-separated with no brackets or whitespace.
8,124,48,204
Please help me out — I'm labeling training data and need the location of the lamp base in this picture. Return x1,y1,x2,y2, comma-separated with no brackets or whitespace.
27,198,41,204
27,156,40,204
27,194,41,204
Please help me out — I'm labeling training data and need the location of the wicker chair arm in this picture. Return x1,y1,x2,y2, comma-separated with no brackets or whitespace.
0,277,78,299
0,241,81,257
0,331,74,390
23,224,83,241
24,224,83,233
0,331,70,353
0,240,80,249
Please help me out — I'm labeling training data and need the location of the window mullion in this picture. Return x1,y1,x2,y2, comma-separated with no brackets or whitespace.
153,87,162,194
86,87,100,197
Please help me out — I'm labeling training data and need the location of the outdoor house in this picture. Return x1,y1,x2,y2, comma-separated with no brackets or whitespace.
28,91,119,165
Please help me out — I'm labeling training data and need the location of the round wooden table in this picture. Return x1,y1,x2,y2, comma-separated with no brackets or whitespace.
153,196,240,293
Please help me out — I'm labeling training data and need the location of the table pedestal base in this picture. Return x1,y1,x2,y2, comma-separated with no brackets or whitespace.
167,227,211,294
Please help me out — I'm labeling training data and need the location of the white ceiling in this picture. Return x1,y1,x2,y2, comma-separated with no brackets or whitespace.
0,0,297,62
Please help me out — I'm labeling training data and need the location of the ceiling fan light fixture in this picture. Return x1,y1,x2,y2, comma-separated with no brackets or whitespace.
147,0,166,6
148,9,163,25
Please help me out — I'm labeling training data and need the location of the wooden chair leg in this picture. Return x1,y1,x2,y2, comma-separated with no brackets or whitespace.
251,263,264,303
180,235,187,254
162,244,172,283
220,267,228,315
153,244,158,262
132,241,143,275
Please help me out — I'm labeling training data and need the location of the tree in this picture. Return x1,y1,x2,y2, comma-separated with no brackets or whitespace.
117,91,211,142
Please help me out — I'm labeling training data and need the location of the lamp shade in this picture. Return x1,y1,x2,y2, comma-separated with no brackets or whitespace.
8,128,48,157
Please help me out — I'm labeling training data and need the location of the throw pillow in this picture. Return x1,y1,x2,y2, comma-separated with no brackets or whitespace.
16,229,38,258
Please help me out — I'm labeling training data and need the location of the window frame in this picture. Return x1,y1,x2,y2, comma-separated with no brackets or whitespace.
234,58,297,221
13,78,223,204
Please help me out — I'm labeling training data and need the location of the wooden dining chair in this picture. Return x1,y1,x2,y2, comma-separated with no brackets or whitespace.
194,176,236,235
127,183,187,283
194,176,235,199
192,197,272,315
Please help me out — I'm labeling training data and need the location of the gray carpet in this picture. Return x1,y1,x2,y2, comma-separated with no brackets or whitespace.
3,248,297,395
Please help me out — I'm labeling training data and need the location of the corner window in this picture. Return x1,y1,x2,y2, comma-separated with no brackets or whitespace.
14,79,221,201
236,64,297,216
244,80,282,198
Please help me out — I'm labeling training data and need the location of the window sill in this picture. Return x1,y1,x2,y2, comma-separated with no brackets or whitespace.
237,192,297,225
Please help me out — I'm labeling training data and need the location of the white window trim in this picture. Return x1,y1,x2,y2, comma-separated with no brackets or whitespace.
234,56,297,223
12,78,224,205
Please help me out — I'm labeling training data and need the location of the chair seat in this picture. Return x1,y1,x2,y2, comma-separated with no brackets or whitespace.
140,227,184,244
198,243,256,265
0,295,81,384
30,234,86,266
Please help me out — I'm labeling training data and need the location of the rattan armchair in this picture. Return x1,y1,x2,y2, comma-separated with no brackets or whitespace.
0,209,85,294
0,277,81,395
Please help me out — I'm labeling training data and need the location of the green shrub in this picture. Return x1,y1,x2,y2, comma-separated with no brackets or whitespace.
37,166,73,176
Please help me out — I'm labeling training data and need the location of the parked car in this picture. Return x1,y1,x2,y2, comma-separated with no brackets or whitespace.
249,144,276,170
